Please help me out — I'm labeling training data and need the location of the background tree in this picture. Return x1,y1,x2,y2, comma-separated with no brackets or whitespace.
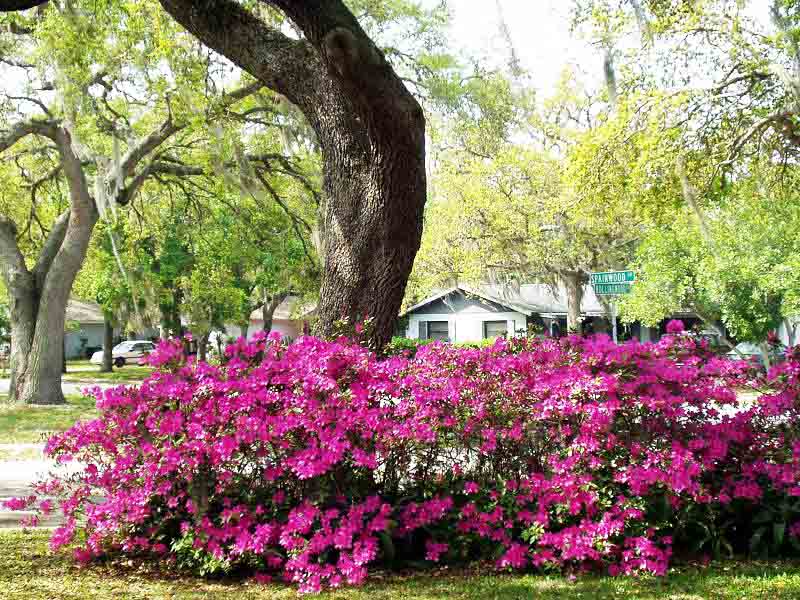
73,220,145,372
151,0,439,349
409,70,660,334
0,2,258,403
573,0,800,352
621,161,800,364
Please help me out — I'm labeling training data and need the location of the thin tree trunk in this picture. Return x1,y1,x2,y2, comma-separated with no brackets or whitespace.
784,318,797,347
262,292,288,333
1,126,99,405
239,322,249,340
7,273,84,405
692,306,739,352
8,289,36,404
101,316,114,373
215,333,225,360
0,91,234,402
160,303,182,339
563,272,585,334
761,341,772,371
596,295,615,335
198,332,209,362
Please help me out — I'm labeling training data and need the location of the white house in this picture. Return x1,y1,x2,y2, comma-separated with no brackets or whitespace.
401,284,661,343
402,286,530,343
63,299,162,359
64,299,108,359
62,296,312,359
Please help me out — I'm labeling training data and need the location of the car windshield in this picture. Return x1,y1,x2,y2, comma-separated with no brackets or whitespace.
113,342,134,351
733,343,761,354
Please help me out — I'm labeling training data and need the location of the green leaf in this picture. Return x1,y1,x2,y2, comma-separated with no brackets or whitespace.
774,523,786,548
750,527,766,556
753,509,774,524
378,532,395,563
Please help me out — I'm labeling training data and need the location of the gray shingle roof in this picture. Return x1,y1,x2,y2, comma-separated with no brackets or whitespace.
404,283,607,317
66,298,104,324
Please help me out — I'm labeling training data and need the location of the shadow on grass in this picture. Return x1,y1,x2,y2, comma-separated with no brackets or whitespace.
0,394,97,445
3,530,800,599
62,366,152,384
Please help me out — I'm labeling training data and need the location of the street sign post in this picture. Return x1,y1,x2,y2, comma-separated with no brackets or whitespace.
590,271,636,344
593,282,632,295
590,271,635,284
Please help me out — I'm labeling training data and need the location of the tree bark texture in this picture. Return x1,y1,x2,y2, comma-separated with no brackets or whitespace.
562,271,585,334
0,125,98,404
0,90,256,402
158,0,427,349
261,291,289,333
101,316,114,372
198,331,209,362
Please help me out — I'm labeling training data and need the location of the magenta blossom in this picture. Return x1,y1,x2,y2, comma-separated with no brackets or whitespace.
4,332,798,592
666,319,685,334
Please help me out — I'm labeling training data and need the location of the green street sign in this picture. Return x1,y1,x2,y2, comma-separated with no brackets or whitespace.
593,282,632,295
590,271,635,284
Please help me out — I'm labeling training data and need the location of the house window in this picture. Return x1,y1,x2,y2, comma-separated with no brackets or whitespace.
421,320,449,341
483,320,508,339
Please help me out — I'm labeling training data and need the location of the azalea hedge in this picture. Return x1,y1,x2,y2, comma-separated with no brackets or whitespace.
6,325,800,593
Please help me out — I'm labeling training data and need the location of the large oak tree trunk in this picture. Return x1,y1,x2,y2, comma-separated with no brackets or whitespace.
8,0,429,353
158,0,427,350
313,111,426,348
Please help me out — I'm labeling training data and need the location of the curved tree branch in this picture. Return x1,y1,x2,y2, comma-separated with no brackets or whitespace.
0,216,30,288
0,0,48,12
158,0,317,108
32,209,68,289
0,117,59,152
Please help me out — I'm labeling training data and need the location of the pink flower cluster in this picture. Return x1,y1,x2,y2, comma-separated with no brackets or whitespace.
8,331,800,592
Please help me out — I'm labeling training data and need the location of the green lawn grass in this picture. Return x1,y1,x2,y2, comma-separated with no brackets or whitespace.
2,530,800,600
63,360,152,383
0,394,97,446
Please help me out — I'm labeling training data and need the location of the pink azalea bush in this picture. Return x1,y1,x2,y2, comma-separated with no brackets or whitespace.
6,331,800,593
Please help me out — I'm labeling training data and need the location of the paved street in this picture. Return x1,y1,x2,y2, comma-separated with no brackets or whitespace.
0,452,84,528
0,379,129,528
0,379,119,397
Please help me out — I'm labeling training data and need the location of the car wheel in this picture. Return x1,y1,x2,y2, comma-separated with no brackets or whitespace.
114,357,125,368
